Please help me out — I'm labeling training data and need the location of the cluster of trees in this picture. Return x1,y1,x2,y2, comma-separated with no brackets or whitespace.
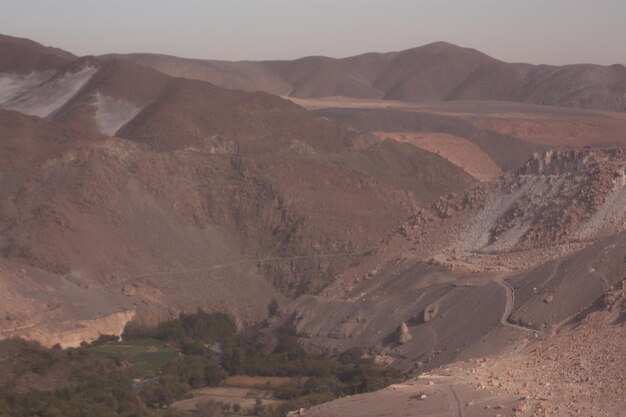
0,339,118,392
141,356,225,407
122,310,236,346
0,371,153,417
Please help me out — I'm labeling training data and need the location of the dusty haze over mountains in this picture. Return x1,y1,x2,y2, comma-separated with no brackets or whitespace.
2,0,626,65
0,2,625,415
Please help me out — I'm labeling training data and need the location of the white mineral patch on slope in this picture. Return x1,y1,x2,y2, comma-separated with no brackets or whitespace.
486,176,565,253
447,178,537,256
2,66,97,117
94,92,141,135
0,71,55,104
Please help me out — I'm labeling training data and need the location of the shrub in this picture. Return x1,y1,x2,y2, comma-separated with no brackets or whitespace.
338,346,364,364
122,322,157,340
273,382,303,400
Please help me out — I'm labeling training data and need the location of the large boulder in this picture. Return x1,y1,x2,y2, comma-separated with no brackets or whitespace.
395,321,412,344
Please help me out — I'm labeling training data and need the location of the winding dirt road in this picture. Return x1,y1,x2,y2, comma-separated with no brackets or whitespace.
493,276,542,333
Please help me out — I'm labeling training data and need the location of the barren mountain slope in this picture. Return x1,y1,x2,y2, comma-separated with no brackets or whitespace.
105,41,626,111
375,42,498,102
307,99,626,179
0,52,170,135
102,53,291,96
0,259,137,349
0,34,74,74
0,107,91,193
0,33,172,136
315,106,544,171
268,149,626,374
51,58,171,134
372,132,503,181
0,116,473,346
270,229,625,375
301,281,625,417
116,76,360,153
108,42,495,102
0,111,303,344
330,149,626,288
0,39,477,346
0,58,98,119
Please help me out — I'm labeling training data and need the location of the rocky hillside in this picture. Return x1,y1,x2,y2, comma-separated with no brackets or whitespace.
105,41,626,111
268,149,626,375
328,148,626,291
0,37,477,346
300,280,625,417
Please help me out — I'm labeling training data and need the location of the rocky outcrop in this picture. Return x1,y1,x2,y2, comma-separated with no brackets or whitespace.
420,304,438,323
519,149,626,176
334,148,626,278
395,322,412,345
6,310,136,348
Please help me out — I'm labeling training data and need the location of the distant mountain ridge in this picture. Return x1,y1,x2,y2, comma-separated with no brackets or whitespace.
102,41,626,111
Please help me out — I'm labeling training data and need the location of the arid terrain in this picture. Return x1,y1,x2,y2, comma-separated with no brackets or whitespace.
264,147,626,415
0,32,624,417
104,42,626,111
0,34,476,346
300,280,626,417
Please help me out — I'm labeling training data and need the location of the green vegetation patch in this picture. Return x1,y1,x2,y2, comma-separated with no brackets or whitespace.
89,339,177,375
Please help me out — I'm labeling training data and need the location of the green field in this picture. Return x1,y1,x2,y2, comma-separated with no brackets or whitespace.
90,339,177,375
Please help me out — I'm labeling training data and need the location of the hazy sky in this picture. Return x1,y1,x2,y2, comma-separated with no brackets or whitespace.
1,0,625,65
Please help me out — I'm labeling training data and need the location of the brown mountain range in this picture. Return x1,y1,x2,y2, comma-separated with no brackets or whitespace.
104,42,626,111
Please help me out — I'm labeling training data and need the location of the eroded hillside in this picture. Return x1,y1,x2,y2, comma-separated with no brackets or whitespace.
300,280,626,417
0,36,476,346
269,149,626,377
